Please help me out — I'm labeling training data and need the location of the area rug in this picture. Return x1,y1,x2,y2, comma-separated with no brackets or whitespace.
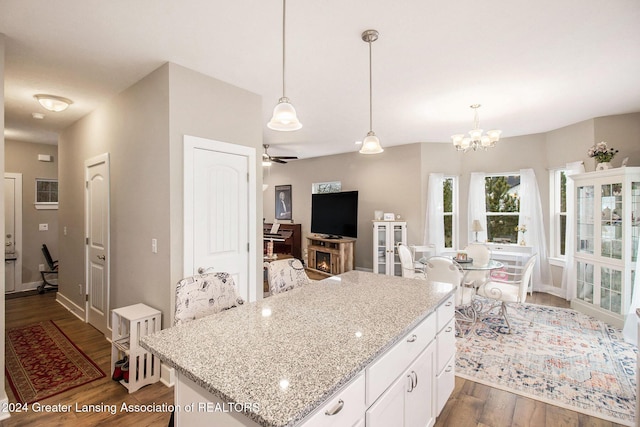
5,320,105,404
456,301,637,426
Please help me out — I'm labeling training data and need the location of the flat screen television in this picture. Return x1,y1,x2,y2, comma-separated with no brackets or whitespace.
311,191,358,238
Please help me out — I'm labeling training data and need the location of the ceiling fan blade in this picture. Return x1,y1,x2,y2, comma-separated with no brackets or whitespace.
272,158,287,164
272,156,298,160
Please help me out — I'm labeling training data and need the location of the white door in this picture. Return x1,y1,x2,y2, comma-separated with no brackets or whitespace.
184,136,257,303
4,173,22,292
85,154,110,335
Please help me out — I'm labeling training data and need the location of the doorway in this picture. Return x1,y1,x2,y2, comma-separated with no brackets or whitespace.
4,173,22,293
85,153,110,335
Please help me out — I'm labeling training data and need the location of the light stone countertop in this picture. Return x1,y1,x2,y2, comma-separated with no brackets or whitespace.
141,270,455,427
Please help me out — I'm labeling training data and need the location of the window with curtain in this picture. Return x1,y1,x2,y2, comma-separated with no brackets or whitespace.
485,174,520,243
443,177,457,249
549,169,568,258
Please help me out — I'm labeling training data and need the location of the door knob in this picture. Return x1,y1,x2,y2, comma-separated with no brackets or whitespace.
198,266,215,274
97,255,106,260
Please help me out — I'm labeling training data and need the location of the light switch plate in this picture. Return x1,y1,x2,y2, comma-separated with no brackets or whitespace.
39,223,48,231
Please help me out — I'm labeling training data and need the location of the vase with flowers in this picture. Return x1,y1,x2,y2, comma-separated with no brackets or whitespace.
515,224,527,246
587,141,619,170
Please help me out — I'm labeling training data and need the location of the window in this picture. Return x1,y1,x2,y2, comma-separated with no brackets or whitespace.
35,178,58,210
485,174,520,243
443,176,458,249
549,169,567,258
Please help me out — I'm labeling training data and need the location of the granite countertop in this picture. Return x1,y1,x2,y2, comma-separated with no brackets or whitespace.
141,270,454,427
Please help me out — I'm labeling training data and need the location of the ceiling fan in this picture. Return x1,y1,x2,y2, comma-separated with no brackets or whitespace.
262,144,298,164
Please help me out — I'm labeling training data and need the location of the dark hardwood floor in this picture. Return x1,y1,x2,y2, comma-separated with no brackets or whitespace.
1,291,629,426
1,292,173,427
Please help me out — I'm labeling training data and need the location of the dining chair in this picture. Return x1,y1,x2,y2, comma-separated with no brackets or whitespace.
462,243,492,288
174,272,244,326
398,243,427,280
264,258,312,295
423,256,476,330
476,254,537,333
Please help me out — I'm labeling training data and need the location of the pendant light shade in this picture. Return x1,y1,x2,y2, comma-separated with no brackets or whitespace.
360,29,383,154
268,0,302,131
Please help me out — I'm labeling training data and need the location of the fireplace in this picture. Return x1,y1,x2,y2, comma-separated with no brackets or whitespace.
315,251,331,273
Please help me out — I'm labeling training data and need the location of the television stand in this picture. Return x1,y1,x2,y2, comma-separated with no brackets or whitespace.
307,236,355,276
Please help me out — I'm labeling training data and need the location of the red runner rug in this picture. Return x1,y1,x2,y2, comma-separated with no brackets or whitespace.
5,320,105,404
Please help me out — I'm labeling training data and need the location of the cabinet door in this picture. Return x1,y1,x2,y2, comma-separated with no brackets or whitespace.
366,375,405,427
405,343,436,427
576,185,595,255
374,223,389,275
600,182,623,260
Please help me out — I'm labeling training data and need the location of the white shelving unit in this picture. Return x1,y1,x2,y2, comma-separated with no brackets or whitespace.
111,303,161,393
571,167,640,328
373,221,407,276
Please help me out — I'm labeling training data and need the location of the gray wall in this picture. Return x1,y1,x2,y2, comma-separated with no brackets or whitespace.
57,62,263,329
5,140,58,284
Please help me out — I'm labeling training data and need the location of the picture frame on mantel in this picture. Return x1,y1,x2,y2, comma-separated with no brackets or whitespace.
275,185,292,221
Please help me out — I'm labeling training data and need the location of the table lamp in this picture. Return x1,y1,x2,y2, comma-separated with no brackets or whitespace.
471,220,484,242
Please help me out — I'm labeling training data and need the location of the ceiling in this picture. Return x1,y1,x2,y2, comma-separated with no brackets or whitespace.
2,0,640,160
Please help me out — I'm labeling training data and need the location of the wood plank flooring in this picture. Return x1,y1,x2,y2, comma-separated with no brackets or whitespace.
434,292,628,427
1,292,173,427
1,291,630,426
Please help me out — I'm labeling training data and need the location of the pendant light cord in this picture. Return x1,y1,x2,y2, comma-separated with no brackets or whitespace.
282,0,287,98
368,39,373,132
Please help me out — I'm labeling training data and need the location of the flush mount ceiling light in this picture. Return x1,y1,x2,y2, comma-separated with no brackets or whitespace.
359,29,383,155
451,104,501,152
267,0,302,131
34,94,73,112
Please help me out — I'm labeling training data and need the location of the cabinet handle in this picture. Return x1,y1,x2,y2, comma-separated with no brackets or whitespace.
445,301,453,307
97,255,106,260
406,334,417,343
445,327,453,333
324,399,344,416
407,374,414,392
445,366,453,373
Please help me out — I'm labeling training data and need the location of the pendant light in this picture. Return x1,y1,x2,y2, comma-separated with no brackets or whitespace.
267,0,302,131
359,29,383,154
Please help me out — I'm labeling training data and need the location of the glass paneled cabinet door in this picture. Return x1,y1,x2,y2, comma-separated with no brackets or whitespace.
373,221,407,276
572,167,640,328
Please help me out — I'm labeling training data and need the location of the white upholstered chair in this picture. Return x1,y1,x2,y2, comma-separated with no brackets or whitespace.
174,272,244,326
476,254,537,333
398,244,427,280
423,256,476,329
264,258,312,295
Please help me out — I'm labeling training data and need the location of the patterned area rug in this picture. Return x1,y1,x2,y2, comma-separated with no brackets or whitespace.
5,321,105,404
456,301,637,426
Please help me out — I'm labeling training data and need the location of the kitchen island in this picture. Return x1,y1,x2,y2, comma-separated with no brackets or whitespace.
141,270,456,427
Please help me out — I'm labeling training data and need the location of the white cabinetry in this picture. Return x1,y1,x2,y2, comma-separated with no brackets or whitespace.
571,167,640,328
373,221,407,276
435,296,456,414
111,303,161,393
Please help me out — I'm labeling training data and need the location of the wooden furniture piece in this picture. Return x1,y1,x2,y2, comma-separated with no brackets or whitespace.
306,235,355,275
373,221,407,276
111,303,161,393
263,223,302,259
571,167,640,328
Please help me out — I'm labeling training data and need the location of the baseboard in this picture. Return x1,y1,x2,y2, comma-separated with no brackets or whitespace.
160,364,175,388
0,394,10,420
56,292,86,321
535,284,567,300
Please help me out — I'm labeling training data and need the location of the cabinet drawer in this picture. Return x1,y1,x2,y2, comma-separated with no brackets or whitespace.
436,354,455,416
302,374,365,427
366,313,436,406
436,295,455,332
436,318,456,374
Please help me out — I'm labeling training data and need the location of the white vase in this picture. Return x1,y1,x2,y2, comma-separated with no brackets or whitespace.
596,161,612,171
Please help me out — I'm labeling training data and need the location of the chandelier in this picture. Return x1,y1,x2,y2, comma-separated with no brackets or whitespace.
451,104,501,151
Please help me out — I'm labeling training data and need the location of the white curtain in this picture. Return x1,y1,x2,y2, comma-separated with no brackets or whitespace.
561,161,586,300
467,172,487,244
623,237,640,345
424,173,445,253
519,169,552,290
